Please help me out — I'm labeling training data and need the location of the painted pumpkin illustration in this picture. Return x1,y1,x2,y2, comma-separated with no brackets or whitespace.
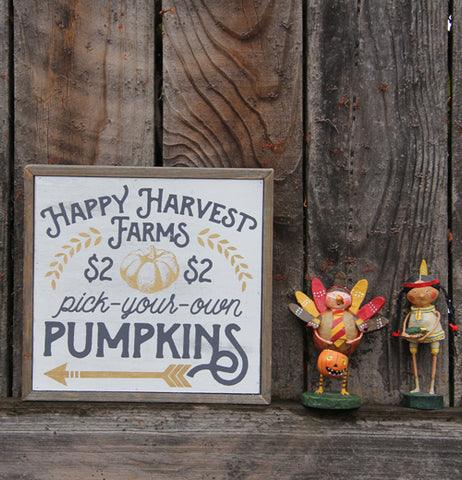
120,245,179,293
317,349,348,378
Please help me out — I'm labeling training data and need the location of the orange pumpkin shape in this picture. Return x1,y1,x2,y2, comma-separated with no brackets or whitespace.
317,349,348,378
120,245,179,293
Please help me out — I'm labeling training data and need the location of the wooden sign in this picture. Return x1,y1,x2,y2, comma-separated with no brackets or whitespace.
23,166,273,404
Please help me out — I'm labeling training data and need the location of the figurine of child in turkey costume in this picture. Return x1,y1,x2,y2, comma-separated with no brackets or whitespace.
289,274,387,409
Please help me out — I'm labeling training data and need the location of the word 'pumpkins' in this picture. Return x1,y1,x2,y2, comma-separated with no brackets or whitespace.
120,245,179,293
317,349,348,378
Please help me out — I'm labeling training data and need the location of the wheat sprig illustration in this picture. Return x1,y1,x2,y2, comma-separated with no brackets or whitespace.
45,228,102,290
197,228,253,292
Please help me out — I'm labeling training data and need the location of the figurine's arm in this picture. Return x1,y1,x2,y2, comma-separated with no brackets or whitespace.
400,312,412,339
361,316,389,333
345,330,364,345
288,303,320,328
355,318,369,332
313,328,334,346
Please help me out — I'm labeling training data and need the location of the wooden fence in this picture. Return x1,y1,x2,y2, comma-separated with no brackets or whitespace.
0,0,461,406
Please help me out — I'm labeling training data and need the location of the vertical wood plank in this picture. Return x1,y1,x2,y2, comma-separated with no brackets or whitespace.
450,2,462,407
162,0,305,398
0,0,11,396
306,0,449,404
14,0,155,167
12,0,155,396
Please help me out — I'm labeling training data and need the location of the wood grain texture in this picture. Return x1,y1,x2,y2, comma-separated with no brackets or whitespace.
14,0,155,167
0,400,461,479
11,0,156,396
162,0,302,176
306,1,449,404
0,0,11,397
162,0,304,398
450,1,462,407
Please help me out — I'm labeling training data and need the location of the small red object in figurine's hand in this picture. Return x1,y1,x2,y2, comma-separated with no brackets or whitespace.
392,330,401,337
449,323,459,333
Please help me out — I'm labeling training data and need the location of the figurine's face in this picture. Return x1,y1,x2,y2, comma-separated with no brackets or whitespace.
325,289,352,310
407,285,439,308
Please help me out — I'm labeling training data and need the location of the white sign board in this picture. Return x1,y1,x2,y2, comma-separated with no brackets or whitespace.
23,166,273,404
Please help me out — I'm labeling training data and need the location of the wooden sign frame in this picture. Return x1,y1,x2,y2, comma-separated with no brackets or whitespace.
23,165,273,404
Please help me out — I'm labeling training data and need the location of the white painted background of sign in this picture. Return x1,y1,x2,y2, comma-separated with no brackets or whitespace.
32,176,264,394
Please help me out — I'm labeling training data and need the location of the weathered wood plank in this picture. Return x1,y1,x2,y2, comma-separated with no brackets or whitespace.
450,2,462,407
14,0,155,167
162,0,304,398
306,1,449,403
12,0,156,396
0,401,461,479
0,0,11,397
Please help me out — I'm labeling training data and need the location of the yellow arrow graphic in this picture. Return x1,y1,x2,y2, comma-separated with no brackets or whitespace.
44,363,192,388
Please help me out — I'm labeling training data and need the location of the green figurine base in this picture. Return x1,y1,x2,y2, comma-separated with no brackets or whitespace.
402,392,444,410
301,391,361,410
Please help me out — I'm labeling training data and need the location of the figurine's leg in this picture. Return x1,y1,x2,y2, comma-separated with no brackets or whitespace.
340,368,349,396
409,343,420,393
315,374,324,394
429,343,439,395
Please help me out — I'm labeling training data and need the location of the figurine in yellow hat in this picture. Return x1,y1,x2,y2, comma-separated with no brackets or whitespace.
400,260,454,396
